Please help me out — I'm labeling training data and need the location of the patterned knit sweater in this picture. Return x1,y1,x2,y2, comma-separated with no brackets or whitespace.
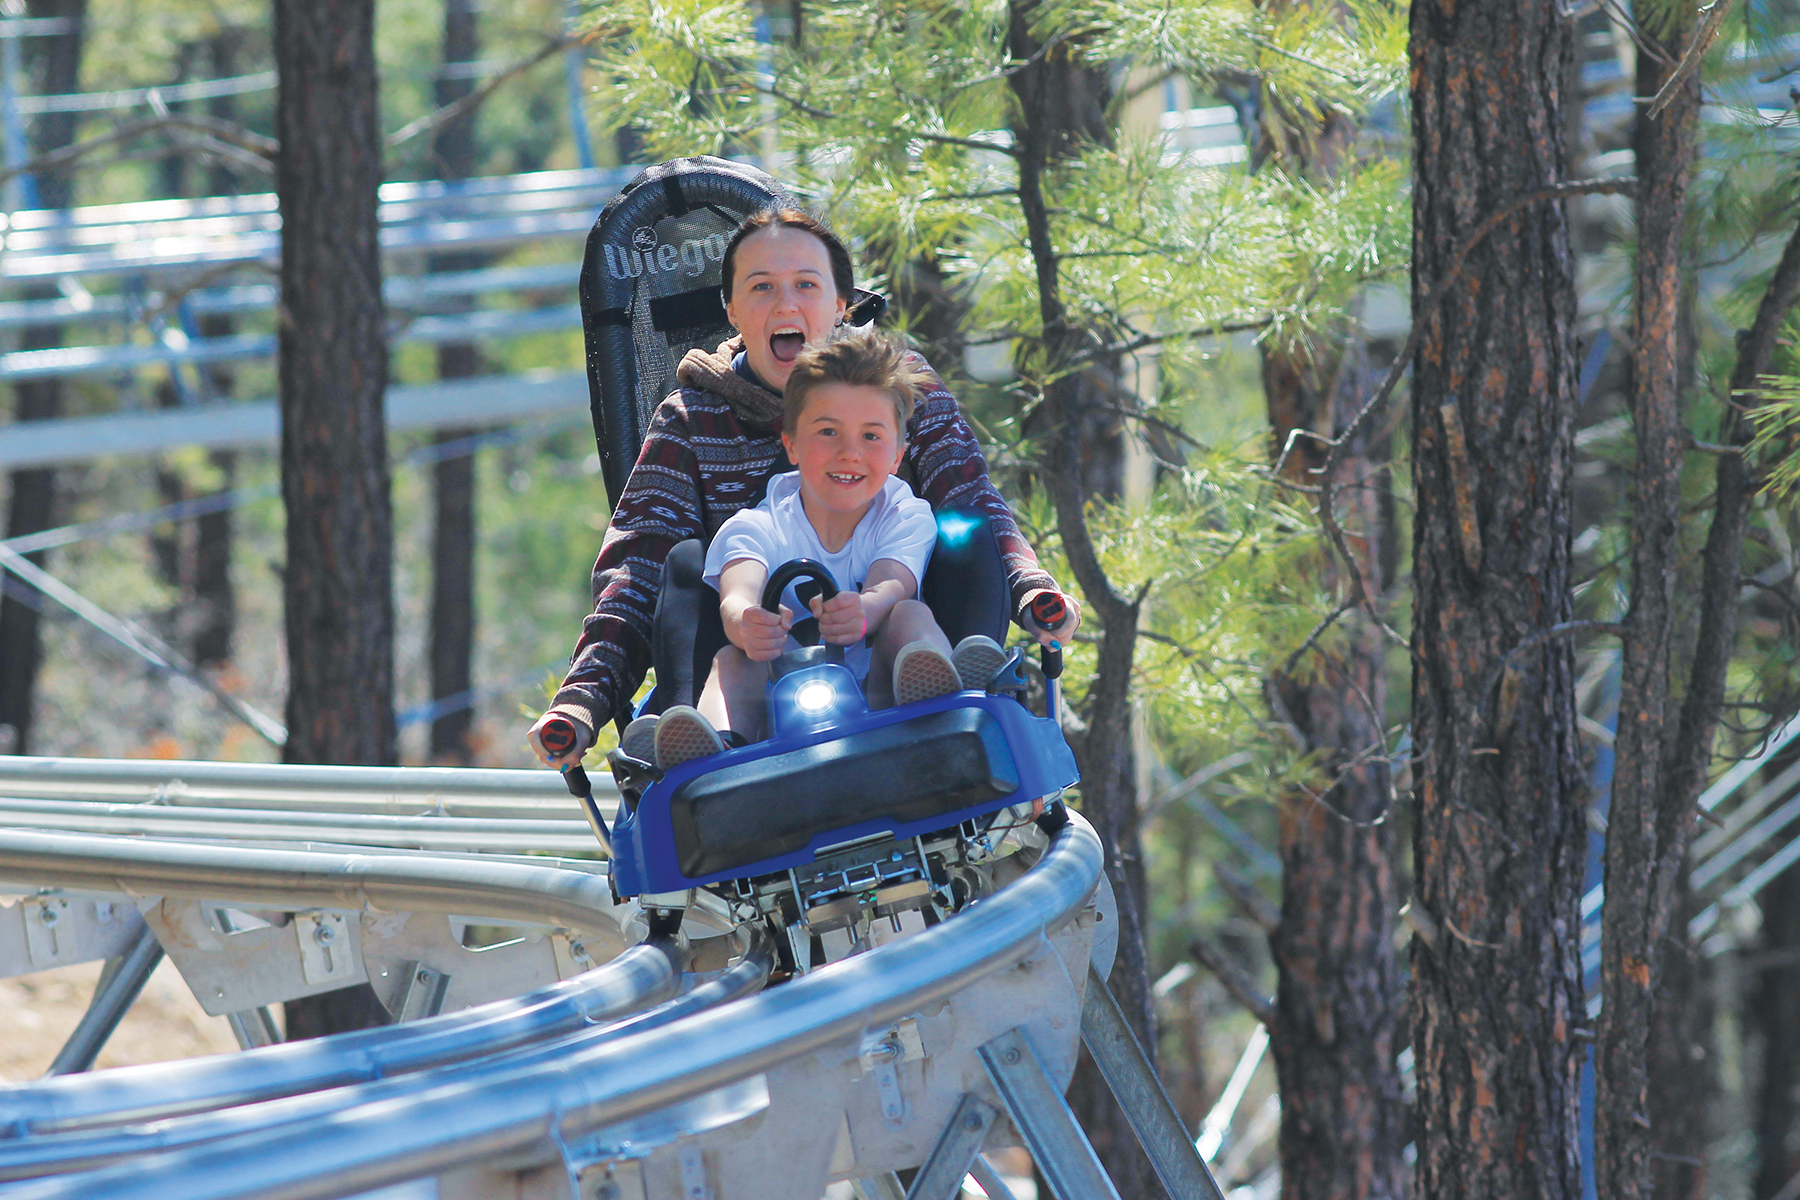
547,337,1058,735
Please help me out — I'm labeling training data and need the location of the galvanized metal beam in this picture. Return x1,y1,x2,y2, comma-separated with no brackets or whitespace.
42,924,165,1077
1079,963,1227,1200
978,1026,1119,1200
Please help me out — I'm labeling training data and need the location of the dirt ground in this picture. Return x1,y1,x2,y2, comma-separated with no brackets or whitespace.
0,958,243,1083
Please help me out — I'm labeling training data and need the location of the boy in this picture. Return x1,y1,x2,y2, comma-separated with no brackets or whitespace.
645,328,1007,769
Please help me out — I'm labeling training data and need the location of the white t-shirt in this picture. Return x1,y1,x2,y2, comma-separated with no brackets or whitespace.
703,472,937,681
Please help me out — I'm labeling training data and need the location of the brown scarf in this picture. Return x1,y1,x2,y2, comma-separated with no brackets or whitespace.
675,335,785,428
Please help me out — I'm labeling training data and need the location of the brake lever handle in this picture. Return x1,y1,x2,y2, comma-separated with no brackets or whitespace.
1027,591,1067,632
541,717,612,855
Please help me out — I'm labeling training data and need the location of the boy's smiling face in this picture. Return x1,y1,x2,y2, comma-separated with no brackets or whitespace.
781,382,905,531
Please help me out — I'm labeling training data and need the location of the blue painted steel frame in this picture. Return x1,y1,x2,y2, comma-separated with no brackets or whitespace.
610,675,1078,895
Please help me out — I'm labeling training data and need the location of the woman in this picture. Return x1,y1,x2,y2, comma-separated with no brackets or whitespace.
528,208,1079,767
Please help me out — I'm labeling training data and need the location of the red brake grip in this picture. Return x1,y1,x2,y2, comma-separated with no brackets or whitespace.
540,717,578,757
1029,592,1067,630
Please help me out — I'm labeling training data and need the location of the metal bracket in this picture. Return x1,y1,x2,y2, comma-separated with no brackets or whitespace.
676,1144,711,1200
552,930,597,979
873,1062,906,1126
978,1026,1120,1200
393,962,449,1023
294,910,354,986
859,1016,924,1127
24,894,70,966
903,1092,1001,1200
857,1017,925,1071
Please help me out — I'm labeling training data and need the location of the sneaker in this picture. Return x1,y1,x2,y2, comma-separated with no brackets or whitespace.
619,714,658,763
951,635,1008,692
654,706,724,769
893,641,962,706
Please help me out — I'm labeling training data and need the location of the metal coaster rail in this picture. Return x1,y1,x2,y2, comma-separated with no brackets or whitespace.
0,751,1224,1200
0,811,1108,1200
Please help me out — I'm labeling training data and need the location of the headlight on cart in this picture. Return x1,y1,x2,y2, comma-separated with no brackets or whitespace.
794,679,837,715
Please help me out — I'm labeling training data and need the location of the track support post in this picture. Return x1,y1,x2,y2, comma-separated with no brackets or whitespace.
44,922,163,1076
1080,963,1229,1200
978,1026,1120,1200
904,1092,1001,1200
852,1173,906,1200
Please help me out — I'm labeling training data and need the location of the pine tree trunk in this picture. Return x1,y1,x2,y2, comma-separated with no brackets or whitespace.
428,0,482,765
1646,877,1710,1200
1595,9,1703,1196
1754,857,1800,1200
275,0,394,1038
1007,5,1158,1195
149,42,236,671
0,376,59,756
1255,40,1405,1198
190,29,247,671
0,0,86,757
1408,2,1587,1198
1262,340,1405,1200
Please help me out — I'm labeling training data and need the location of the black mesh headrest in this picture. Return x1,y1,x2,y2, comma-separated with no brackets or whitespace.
580,157,792,507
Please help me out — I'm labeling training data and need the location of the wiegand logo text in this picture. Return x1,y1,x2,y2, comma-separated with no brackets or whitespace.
604,228,731,281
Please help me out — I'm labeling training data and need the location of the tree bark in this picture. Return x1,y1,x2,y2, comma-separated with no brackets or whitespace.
1646,876,1711,1200
1262,337,1405,1200
428,0,483,766
1595,11,1703,1196
0,0,86,756
274,0,393,1037
1754,851,1800,1200
149,37,237,672
191,29,248,671
1007,6,1157,1196
1254,31,1405,1199
1408,3,1588,1199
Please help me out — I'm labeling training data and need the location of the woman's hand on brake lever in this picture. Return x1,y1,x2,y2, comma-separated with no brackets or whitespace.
1020,588,1080,645
527,712,592,769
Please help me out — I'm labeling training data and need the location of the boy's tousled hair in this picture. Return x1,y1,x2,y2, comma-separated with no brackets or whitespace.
782,327,931,436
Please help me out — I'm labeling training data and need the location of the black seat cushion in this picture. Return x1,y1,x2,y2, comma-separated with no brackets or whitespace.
919,508,1009,645
667,707,1020,879
648,538,730,717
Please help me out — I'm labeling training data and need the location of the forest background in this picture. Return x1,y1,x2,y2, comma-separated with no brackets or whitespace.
0,2,1798,1199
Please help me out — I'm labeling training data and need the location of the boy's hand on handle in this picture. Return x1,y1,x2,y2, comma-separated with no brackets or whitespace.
812,590,867,646
728,600,793,662
1021,588,1080,645
528,711,592,769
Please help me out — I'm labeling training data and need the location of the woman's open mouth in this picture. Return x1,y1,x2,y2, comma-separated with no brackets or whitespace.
770,327,806,363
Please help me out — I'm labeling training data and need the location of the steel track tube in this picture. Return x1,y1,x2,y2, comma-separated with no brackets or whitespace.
0,942,680,1137
0,829,624,938
0,755,617,817
3,817,1101,1200
0,931,772,1180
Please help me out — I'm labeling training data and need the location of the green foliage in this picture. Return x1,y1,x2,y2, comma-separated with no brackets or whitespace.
580,0,1407,822
1750,374,1800,504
